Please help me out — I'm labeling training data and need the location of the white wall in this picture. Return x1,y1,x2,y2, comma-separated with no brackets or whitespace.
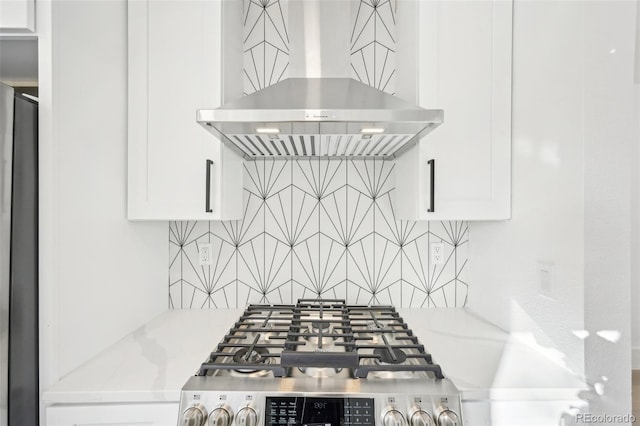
470,0,585,375
470,0,637,419
630,0,640,368
633,110,640,364
582,1,636,418
632,89,639,368
0,39,38,86
39,0,168,388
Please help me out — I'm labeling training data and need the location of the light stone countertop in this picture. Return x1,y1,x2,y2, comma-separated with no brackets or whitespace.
42,308,587,405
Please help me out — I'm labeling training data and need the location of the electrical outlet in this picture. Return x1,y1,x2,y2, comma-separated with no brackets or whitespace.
199,243,214,266
431,242,445,265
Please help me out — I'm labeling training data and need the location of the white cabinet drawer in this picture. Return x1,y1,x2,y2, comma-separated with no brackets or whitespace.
46,402,179,426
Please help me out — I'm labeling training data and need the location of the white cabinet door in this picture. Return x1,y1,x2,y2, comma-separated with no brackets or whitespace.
461,401,491,426
46,402,179,426
128,0,243,220
395,0,512,221
0,0,35,33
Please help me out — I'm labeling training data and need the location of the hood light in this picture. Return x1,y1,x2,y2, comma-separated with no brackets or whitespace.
361,128,385,134
256,128,280,134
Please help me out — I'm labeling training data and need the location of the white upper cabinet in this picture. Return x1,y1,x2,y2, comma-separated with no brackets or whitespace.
0,0,35,34
127,0,243,220
395,0,512,221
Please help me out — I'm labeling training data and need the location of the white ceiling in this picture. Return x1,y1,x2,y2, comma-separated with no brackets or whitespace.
0,39,37,86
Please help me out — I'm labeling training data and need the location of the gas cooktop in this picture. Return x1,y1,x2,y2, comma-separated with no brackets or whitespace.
178,299,462,426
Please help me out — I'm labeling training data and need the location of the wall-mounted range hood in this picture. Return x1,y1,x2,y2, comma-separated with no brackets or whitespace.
196,0,443,160
197,77,442,159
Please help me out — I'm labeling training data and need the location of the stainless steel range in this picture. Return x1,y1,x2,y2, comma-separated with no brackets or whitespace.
178,299,462,426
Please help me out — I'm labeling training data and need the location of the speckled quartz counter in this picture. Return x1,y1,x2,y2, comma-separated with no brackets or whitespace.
43,308,587,419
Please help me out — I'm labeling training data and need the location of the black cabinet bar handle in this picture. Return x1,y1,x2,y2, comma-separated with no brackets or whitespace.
205,159,213,213
427,159,435,212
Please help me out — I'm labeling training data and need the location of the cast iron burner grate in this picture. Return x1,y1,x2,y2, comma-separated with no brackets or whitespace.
196,299,444,379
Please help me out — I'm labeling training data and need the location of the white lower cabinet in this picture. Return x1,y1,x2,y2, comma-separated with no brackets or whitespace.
46,402,179,426
461,401,491,426
127,0,243,220
395,0,512,221
461,400,585,426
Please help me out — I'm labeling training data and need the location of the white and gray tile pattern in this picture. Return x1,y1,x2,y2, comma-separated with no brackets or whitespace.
168,0,469,309
169,160,469,308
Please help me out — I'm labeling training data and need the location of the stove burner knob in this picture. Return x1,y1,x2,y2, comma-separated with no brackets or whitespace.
408,407,434,426
381,406,406,426
208,404,234,426
434,407,460,426
236,406,258,426
182,404,208,426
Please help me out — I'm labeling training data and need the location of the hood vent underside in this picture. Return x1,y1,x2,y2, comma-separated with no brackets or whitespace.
197,78,443,160
228,134,414,158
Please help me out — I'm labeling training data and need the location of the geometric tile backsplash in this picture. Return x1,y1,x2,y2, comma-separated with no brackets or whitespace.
351,0,397,94
168,0,469,309
242,0,289,94
169,159,469,309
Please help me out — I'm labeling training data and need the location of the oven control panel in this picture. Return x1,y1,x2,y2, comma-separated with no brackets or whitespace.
178,393,462,426
266,397,375,426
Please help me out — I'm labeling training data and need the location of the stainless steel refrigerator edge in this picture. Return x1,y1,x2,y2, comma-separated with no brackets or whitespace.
0,82,39,426
0,82,13,426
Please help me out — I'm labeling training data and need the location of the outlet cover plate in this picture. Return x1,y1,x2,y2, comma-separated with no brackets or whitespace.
199,243,214,266
431,242,445,265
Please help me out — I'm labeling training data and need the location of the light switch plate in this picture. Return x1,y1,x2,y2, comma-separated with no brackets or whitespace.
537,261,555,299
431,242,445,265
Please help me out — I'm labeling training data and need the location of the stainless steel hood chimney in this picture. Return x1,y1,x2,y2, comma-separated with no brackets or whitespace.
197,0,443,160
